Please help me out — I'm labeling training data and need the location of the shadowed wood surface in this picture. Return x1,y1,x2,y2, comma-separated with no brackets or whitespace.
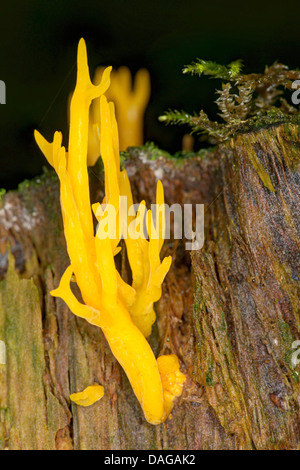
0,122,299,449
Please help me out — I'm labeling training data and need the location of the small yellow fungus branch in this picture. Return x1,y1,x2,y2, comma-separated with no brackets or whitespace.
70,383,104,407
106,66,150,151
157,355,186,418
119,172,172,337
35,38,185,424
89,65,150,155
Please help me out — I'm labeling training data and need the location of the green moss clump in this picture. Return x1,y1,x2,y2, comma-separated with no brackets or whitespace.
159,60,300,143
0,188,6,203
205,371,214,386
126,141,213,165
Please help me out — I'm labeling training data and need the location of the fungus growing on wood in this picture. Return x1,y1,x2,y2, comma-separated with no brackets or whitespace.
34,38,185,425
87,64,150,160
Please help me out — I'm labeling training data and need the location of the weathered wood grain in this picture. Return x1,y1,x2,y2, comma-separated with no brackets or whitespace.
0,123,299,449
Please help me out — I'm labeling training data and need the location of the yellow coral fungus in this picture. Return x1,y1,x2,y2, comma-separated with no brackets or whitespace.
89,65,150,156
70,383,104,407
34,38,185,425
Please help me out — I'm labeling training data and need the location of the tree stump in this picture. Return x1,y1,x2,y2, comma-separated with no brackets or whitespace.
0,122,299,450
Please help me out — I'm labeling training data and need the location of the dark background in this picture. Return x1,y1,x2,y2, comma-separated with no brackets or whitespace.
0,0,299,189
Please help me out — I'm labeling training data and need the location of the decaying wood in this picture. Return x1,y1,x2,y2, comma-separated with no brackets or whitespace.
192,124,300,450
0,122,299,449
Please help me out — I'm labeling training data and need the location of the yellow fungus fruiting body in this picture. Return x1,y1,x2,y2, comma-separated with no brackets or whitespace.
107,67,150,151
157,355,186,419
70,383,104,407
35,38,185,425
89,65,151,154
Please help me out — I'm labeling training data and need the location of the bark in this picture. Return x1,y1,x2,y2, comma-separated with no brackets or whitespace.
192,124,300,450
0,122,299,450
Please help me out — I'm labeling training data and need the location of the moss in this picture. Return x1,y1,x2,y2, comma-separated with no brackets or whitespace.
172,147,214,164
160,60,300,144
182,59,243,80
0,188,6,202
17,167,58,194
278,319,293,344
126,141,214,165
16,167,59,216
128,141,173,161
218,313,227,332
205,370,214,386
205,353,216,387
